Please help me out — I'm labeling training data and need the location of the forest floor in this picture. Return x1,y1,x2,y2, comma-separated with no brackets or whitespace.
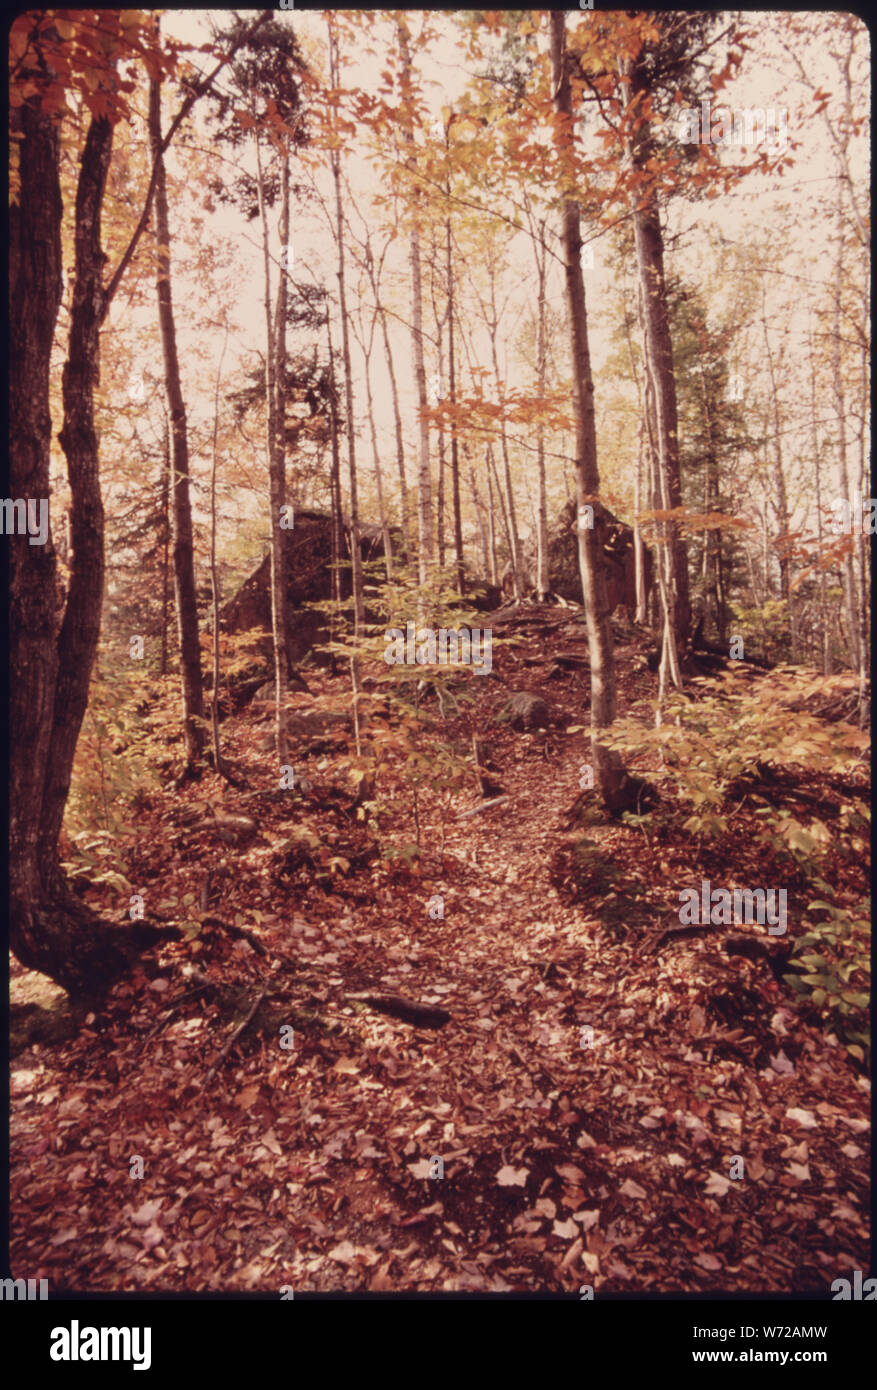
9,607,871,1293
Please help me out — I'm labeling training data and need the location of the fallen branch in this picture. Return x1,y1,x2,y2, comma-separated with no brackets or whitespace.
201,914,271,958
456,795,510,819
346,993,451,1029
647,922,722,954
204,987,268,1084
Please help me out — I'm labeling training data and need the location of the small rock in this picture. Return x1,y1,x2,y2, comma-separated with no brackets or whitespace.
496,690,550,731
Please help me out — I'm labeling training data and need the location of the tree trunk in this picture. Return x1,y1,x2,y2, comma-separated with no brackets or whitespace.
488,443,514,585
550,11,635,813
396,18,433,590
362,322,393,580
633,414,648,624
254,121,289,764
624,53,690,649
487,273,524,601
760,286,796,659
326,318,344,664
10,100,156,1001
468,459,491,582
159,413,170,676
377,302,410,560
485,448,499,585
830,230,861,675
208,332,231,778
534,226,550,602
433,279,447,569
446,213,465,595
328,22,365,688
638,275,682,691
149,73,205,766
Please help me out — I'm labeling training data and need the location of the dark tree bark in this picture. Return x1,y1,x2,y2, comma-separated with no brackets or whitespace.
149,72,205,767
10,101,162,1001
8,16,262,1003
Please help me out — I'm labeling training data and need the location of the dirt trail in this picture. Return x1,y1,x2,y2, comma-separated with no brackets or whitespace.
9,617,870,1292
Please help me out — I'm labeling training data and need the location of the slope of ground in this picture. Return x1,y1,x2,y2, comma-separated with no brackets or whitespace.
9,610,870,1292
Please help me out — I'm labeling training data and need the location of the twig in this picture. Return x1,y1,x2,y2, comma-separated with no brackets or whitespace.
204,987,268,1084
201,913,270,958
456,795,510,819
346,993,451,1029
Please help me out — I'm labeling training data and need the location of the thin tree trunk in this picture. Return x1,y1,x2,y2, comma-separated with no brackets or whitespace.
485,448,499,585
149,73,204,767
830,229,862,675
760,288,796,659
377,303,410,560
396,17,433,590
433,281,447,569
446,212,465,595
468,460,491,581
254,122,289,764
550,11,634,812
534,226,549,602
363,331,393,580
326,317,343,668
358,220,410,560
621,299,650,625
328,18,364,740
209,331,232,779
159,413,170,676
855,306,869,721
488,443,514,583
637,273,682,691
808,324,831,674
623,51,690,649
487,279,523,600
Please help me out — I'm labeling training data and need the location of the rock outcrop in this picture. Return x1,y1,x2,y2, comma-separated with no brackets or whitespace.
501,499,653,618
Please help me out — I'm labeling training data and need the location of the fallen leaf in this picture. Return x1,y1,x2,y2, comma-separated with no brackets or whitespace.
555,1162,587,1182
131,1200,163,1226
497,1165,529,1187
553,1218,578,1239
770,1050,795,1075
786,1107,818,1129
573,1209,601,1231
619,1178,647,1200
